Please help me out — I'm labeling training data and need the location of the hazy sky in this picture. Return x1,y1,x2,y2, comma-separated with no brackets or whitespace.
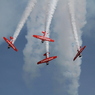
0,0,95,95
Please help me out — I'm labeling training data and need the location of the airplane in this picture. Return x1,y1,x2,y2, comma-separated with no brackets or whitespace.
37,52,57,65
73,46,86,61
3,36,18,51
33,31,54,43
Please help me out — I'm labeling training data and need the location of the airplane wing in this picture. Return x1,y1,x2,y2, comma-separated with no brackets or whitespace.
37,60,49,65
33,35,54,42
37,59,48,64
44,37,54,42
37,56,57,65
10,44,18,51
73,52,80,61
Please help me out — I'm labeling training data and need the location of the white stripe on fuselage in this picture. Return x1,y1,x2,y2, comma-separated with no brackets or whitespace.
41,57,54,63
38,36,50,41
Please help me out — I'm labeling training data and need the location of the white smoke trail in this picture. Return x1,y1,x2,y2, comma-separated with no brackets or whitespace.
23,0,48,85
0,0,27,44
68,0,80,50
51,0,86,95
45,0,59,57
12,0,37,44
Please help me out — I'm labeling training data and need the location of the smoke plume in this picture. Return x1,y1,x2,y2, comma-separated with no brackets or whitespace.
12,0,37,44
23,0,47,84
51,0,86,95
68,0,80,50
45,0,59,57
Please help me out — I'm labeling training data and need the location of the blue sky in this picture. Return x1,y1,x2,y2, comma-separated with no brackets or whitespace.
0,0,95,95
79,0,95,94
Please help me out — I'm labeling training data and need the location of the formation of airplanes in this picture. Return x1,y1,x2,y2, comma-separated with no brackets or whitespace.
3,31,86,64
33,31,86,61
2,31,57,65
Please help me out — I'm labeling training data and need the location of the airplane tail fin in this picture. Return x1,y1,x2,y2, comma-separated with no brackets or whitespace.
42,31,46,36
10,36,13,40
43,53,47,56
42,31,45,34
43,52,50,56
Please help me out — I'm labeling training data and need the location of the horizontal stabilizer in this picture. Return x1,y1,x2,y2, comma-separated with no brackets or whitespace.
43,52,50,56
10,36,13,40
42,31,46,34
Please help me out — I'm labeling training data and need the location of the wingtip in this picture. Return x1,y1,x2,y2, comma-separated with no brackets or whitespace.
52,40,55,42
37,62,40,64
15,49,18,52
73,57,75,61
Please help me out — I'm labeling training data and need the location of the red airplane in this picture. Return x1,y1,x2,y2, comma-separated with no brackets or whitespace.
3,36,18,51
37,52,57,65
33,31,54,43
73,46,86,61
